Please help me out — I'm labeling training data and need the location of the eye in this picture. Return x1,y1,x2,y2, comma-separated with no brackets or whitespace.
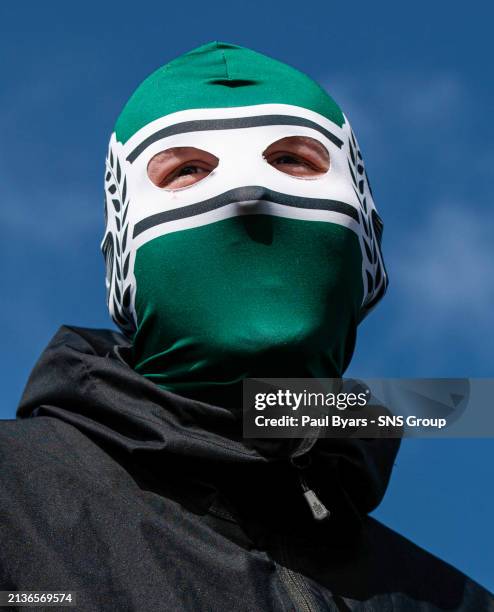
147,147,219,190
177,165,202,176
273,155,303,165
263,136,330,178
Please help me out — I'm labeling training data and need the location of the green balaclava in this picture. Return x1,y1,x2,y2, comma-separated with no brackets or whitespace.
101,41,388,406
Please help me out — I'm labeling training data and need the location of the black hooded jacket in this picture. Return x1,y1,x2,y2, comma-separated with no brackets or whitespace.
0,325,492,611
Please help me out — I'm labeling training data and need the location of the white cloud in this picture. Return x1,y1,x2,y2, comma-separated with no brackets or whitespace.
322,69,469,172
0,184,102,248
326,69,494,374
325,69,466,124
349,199,494,376
391,201,494,328
400,73,465,123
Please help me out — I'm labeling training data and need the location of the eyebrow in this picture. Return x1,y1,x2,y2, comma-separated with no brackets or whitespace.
127,115,344,163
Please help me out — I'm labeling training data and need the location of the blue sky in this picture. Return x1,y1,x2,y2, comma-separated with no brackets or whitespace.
1,0,493,592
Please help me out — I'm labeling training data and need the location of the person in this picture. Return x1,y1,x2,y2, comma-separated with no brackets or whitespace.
0,41,492,611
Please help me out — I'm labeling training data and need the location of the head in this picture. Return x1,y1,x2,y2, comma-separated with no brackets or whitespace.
101,42,388,401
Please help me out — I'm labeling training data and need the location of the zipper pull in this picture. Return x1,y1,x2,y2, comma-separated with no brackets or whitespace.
298,472,330,521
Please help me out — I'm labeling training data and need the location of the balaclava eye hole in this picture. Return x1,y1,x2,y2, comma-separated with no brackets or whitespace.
147,147,219,190
262,136,330,179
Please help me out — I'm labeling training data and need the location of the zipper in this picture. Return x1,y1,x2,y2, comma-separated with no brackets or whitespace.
290,450,330,522
298,471,330,521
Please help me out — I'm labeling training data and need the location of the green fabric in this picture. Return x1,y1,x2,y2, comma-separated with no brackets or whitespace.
115,41,345,143
117,42,371,407
132,216,363,403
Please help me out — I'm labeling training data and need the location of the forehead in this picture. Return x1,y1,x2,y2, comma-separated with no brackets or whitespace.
122,103,345,166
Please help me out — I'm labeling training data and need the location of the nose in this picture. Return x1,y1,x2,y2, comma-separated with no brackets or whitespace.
233,186,270,211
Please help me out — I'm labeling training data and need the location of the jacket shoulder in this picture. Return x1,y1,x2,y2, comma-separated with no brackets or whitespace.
0,417,126,489
0,417,93,462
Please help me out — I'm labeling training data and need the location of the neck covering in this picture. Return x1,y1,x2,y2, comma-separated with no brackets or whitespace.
100,41,388,405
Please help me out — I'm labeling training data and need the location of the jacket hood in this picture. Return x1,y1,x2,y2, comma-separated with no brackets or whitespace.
16,325,400,534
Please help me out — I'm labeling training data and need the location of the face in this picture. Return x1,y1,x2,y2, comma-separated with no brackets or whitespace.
146,136,330,190
101,42,389,402
102,100,388,401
